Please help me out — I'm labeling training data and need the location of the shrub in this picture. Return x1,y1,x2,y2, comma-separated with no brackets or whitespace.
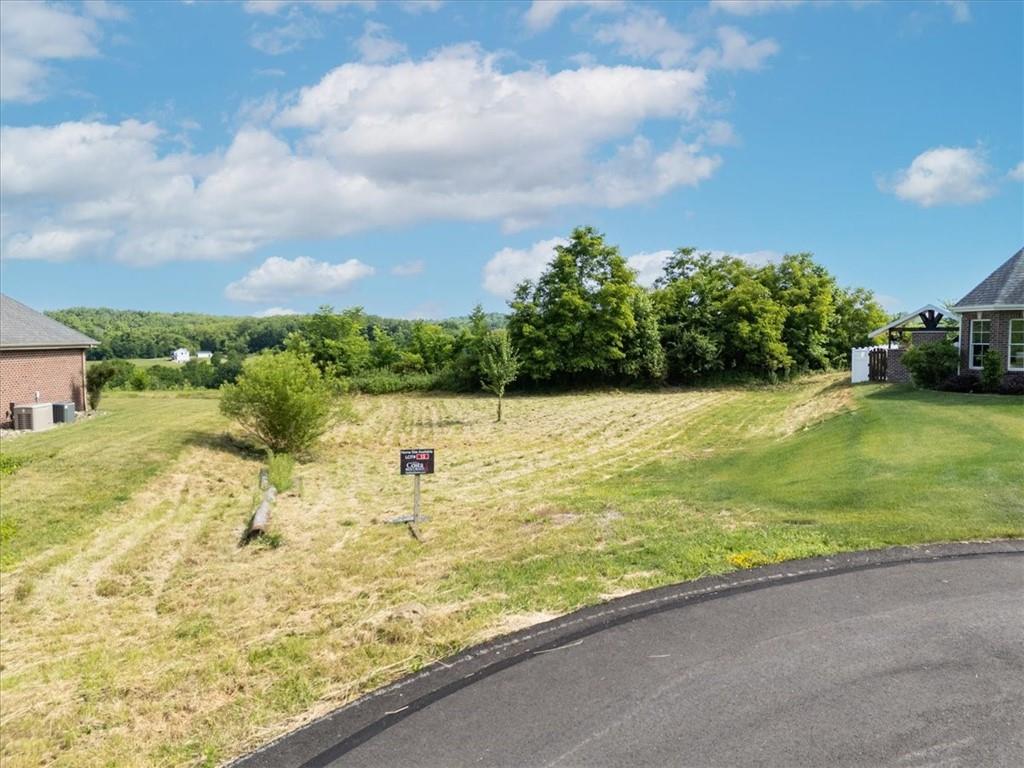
347,369,448,394
86,362,119,409
129,368,150,391
997,376,1024,396
899,340,959,389
938,373,981,393
980,350,1003,392
220,351,334,454
266,451,294,492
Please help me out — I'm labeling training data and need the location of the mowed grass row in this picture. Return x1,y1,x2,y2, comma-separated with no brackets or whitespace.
0,378,1021,767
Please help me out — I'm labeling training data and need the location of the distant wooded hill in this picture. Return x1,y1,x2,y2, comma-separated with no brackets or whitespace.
47,306,506,360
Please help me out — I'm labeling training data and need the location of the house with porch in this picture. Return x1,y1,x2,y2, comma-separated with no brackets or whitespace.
951,248,1024,383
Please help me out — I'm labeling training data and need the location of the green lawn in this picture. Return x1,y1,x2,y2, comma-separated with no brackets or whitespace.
0,392,225,572
0,379,1020,767
85,357,180,369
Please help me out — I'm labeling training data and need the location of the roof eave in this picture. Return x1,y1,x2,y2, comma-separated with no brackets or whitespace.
951,304,1024,312
0,342,98,351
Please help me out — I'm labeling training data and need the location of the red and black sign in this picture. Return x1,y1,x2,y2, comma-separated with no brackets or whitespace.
400,448,435,475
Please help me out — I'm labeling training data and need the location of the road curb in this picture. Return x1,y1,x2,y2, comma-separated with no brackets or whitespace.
228,540,1024,768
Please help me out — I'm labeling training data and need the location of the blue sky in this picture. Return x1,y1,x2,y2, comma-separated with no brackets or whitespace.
1,0,1021,319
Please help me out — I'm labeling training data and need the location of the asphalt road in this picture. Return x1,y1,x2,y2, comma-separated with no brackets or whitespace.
233,546,1024,768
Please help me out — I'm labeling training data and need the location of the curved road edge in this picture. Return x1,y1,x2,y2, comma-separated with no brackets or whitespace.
228,539,1024,768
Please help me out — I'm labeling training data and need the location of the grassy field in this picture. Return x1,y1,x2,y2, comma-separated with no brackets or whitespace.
0,377,1020,767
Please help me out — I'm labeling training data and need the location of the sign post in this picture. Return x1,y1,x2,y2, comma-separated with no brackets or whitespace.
389,448,434,526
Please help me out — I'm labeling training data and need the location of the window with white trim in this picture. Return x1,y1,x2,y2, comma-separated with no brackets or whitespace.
970,319,991,368
1009,318,1024,371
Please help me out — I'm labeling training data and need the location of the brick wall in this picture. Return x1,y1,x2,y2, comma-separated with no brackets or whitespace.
0,348,87,426
887,348,911,383
958,310,1024,384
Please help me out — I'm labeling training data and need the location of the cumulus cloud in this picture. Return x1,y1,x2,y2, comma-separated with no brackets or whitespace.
4,227,113,262
880,146,994,207
595,9,694,68
390,259,425,276
1008,161,1024,182
705,26,779,71
225,256,375,302
709,0,804,16
1,48,724,265
0,1,113,102
355,21,407,63
254,306,301,317
483,237,567,297
249,15,321,55
523,0,625,32
594,11,777,73
243,0,376,14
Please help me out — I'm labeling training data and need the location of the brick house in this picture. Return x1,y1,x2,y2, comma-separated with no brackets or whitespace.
0,294,98,426
952,248,1024,384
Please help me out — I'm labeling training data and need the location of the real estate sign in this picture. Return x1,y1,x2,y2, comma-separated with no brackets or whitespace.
400,449,435,475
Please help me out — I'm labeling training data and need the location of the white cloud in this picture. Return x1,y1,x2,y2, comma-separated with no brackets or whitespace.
626,248,781,287
243,0,376,14
0,1,106,102
701,27,779,71
523,0,625,32
400,0,443,13
354,21,406,63
1,48,723,265
254,306,301,317
940,0,971,23
709,0,804,16
595,9,694,68
881,146,994,207
701,119,739,146
83,1,129,21
626,250,675,287
4,227,113,262
483,237,567,297
390,259,425,276
225,256,375,302
1008,161,1024,182
249,15,320,55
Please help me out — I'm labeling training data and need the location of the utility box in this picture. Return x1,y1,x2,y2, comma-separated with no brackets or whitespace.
12,403,54,431
52,402,76,424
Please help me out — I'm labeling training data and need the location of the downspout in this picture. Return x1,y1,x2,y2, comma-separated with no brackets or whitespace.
956,314,962,374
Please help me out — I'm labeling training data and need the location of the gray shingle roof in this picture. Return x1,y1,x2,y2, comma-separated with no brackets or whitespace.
0,294,98,349
953,248,1024,308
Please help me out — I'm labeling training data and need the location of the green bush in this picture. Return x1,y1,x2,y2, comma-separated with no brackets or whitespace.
980,349,1003,392
266,451,294,492
347,369,449,394
129,368,150,391
86,362,119,409
220,351,334,454
899,340,959,389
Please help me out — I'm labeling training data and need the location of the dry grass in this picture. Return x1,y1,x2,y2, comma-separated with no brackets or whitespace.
1,376,1018,767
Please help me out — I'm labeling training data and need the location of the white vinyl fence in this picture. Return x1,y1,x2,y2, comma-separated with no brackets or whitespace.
850,346,887,384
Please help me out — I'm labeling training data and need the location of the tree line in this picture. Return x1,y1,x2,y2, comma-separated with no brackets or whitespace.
70,226,890,394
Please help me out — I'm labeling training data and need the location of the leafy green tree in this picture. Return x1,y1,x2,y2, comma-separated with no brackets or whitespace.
508,226,639,383
410,322,456,373
369,328,402,370
720,274,792,375
620,290,666,382
450,304,492,389
286,306,371,378
763,253,835,372
826,287,890,366
220,351,334,454
480,330,520,422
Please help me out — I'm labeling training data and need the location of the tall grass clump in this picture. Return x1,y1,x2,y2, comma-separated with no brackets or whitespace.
266,451,294,492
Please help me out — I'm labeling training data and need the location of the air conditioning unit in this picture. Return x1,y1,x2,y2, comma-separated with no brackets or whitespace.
12,403,54,432
52,402,76,424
